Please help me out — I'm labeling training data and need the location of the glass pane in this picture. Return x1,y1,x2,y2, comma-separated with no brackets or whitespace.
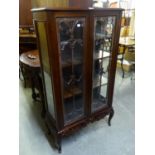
37,22,56,119
43,71,55,117
56,18,85,124
92,16,116,112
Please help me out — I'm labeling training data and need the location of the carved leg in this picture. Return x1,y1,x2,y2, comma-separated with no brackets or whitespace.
108,108,114,126
56,135,62,153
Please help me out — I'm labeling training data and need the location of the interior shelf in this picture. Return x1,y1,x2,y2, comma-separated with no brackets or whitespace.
60,39,83,45
63,86,82,99
64,95,84,123
64,110,83,124
61,59,82,68
63,75,107,99
95,33,112,39
94,50,110,60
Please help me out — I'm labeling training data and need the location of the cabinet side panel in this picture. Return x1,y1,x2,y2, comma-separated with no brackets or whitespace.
36,21,56,119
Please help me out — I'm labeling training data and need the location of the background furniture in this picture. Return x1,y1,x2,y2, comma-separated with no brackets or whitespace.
19,0,37,54
118,36,135,78
19,50,44,110
19,0,33,27
32,0,68,8
19,0,94,54
32,8,123,153
19,32,37,54
31,0,92,8
117,8,135,78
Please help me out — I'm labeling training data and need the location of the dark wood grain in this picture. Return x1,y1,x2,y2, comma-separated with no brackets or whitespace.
32,8,123,153
19,50,40,67
19,0,33,27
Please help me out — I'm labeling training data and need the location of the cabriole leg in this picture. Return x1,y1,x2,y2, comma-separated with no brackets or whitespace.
108,108,114,126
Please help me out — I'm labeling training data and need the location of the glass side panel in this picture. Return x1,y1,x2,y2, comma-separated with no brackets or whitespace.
92,16,116,112
37,22,55,119
56,18,85,124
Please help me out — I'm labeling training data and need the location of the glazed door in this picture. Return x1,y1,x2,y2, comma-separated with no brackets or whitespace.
91,15,116,112
56,16,88,125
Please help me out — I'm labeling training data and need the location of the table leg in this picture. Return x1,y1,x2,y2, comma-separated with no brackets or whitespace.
121,45,126,78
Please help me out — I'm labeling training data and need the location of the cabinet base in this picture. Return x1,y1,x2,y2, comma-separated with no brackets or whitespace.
44,107,114,153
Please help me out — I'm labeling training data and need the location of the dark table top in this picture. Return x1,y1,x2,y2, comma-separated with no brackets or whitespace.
20,50,40,68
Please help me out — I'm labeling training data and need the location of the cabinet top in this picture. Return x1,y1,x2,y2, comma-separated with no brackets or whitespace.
31,7,123,12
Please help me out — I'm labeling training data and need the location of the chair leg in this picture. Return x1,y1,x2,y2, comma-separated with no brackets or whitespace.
108,108,114,126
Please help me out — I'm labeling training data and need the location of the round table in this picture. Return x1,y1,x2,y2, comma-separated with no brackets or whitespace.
19,50,46,117
20,50,41,98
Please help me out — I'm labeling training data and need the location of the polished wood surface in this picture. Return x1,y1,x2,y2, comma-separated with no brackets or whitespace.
32,8,123,153
32,7,123,11
20,50,40,68
19,0,33,27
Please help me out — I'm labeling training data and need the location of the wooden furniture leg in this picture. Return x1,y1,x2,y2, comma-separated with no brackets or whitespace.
108,108,114,126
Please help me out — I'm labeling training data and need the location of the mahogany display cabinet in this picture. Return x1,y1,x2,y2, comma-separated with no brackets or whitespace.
32,8,123,153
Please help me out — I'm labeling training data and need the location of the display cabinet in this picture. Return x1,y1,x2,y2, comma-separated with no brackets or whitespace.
32,8,123,153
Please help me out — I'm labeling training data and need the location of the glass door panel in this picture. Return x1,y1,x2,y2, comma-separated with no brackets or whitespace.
92,16,116,112
56,18,85,124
